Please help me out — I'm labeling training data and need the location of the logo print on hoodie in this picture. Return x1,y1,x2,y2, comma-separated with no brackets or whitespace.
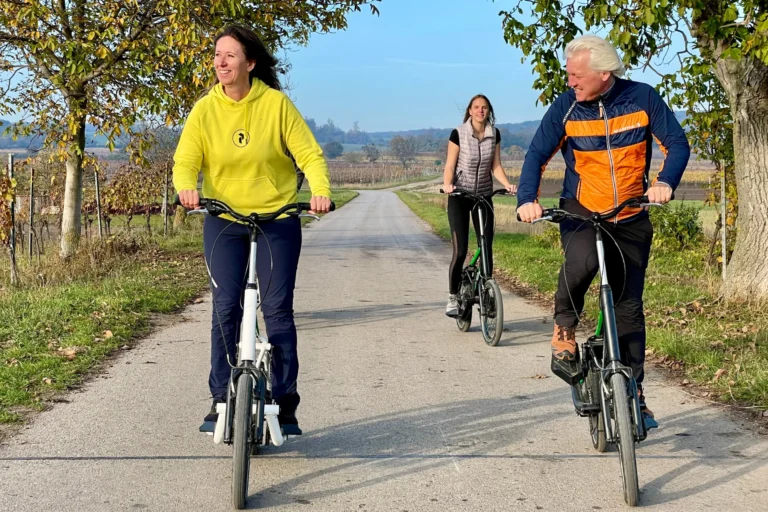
232,130,250,148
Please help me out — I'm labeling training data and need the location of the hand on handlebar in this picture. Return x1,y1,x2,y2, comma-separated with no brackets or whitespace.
646,183,673,205
309,196,332,214
178,189,200,210
442,183,456,194
516,202,543,223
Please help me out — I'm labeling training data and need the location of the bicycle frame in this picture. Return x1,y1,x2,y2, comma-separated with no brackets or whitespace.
529,196,657,443
178,195,335,448
215,226,284,448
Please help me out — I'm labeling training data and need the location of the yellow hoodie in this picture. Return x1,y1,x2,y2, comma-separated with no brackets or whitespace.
173,78,330,217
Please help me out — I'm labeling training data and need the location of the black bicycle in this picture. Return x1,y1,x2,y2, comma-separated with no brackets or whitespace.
442,188,507,346
176,195,334,509
526,196,660,507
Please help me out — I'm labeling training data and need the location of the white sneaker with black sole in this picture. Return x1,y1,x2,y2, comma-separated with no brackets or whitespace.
445,294,459,317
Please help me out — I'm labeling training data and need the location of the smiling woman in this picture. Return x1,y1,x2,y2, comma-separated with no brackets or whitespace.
172,25,332,433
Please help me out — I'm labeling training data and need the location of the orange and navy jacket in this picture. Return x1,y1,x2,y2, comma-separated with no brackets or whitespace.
517,78,690,221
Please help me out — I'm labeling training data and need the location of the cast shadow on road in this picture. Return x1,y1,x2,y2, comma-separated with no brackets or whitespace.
241,390,768,509
245,388,566,509
632,404,768,504
453,314,552,347
295,301,445,331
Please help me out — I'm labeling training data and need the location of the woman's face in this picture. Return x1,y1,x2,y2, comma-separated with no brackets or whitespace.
469,98,490,125
214,36,254,88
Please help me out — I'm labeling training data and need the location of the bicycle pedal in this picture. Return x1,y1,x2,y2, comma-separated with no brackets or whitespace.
199,421,216,434
643,413,659,431
551,354,583,386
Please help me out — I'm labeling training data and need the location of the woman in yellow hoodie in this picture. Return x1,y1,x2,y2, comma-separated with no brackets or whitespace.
174,26,331,435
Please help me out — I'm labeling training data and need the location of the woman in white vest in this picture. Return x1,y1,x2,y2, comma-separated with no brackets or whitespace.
442,94,516,317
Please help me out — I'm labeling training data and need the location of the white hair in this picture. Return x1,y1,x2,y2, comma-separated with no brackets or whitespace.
565,35,626,77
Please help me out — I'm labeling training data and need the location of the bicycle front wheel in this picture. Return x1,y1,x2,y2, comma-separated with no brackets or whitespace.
612,372,639,506
480,279,504,346
233,373,254,509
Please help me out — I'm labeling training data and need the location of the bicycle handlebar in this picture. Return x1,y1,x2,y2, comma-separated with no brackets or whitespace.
515,195,661,223
439,188,509,198
172,194,336,224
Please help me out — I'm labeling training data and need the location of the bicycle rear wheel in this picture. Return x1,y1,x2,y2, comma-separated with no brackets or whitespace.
233,373,254,509
456,269,473,332
480,279,504,346
588,369,607,452
612,373,639,506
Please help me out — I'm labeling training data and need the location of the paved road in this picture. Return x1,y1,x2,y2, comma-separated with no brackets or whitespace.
2,190,767,511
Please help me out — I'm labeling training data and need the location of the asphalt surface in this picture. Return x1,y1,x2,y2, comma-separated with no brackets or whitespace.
2,190,767,511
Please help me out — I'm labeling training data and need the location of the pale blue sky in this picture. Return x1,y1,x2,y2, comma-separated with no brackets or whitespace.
1,0,676,133
283,0,670,132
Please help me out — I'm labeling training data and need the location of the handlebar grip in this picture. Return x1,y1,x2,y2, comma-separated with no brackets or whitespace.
173,193,205,208
296,201,336,213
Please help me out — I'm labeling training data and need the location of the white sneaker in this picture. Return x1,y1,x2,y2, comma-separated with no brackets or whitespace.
445,294,459,317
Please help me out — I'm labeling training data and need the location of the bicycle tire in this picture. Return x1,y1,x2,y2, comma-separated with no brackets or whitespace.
456,270,473,332
612,372,639,506
233,373,254,509
588,369,607,452
480,279,504,346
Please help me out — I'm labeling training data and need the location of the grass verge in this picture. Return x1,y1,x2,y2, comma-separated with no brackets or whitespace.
0,190,358,431
397,190,768,413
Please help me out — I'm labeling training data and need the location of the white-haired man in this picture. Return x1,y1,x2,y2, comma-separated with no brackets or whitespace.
517,35,690,423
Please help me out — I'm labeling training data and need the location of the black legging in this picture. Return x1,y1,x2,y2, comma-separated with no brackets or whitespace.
447,194,495,294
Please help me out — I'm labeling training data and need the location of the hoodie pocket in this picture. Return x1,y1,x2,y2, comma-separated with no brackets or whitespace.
216,176,283,214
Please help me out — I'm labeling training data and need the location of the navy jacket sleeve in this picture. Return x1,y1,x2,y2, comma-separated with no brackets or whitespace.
647,87,690,190
517,94,569,208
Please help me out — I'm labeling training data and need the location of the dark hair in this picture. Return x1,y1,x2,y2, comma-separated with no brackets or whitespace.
214,26,281,91
463,94,495,125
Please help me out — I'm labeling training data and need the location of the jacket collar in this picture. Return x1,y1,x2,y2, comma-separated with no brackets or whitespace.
462,118,495,140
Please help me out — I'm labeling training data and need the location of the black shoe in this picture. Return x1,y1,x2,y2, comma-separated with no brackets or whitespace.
638,386,658,430
204,397,225,423
275,393,302,435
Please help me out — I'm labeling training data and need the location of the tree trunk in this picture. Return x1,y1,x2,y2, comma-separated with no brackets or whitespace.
173,206,186,228
714,57,768,300
7,245,18,286
59,112,87,259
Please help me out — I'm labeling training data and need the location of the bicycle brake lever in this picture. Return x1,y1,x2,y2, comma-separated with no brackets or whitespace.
186,209,208,216
298,213,320,221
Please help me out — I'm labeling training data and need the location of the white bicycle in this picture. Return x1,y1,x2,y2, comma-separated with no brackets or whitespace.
177,195,334,509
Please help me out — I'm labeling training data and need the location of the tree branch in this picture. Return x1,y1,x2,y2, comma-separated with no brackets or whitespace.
57,0,73,39
80,0,163,84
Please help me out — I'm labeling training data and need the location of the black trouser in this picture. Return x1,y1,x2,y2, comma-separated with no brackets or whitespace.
555,199,653,384
447,194,494,294
203,214,302,403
